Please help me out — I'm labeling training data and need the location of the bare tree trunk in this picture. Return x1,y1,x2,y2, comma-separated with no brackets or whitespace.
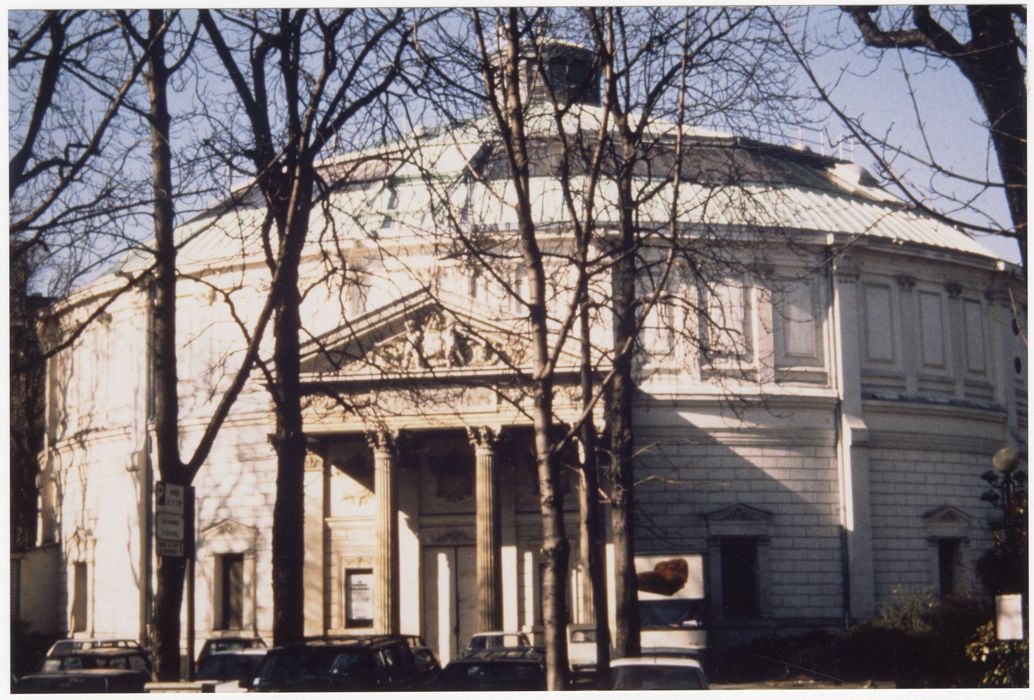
578,301,610,685
843,5,1026,272
198,9,405,646
959,6,1026,271
495,10,570,687
142,9,187,680
270,172,314,646
607,214,640,659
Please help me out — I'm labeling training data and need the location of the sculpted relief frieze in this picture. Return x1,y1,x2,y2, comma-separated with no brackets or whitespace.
390,310,521,370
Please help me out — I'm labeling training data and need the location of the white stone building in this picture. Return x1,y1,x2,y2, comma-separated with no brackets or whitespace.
34,56,1026,662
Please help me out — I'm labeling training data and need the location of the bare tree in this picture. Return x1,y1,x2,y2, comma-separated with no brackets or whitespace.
197,8,407,646
394,6,808,684
779,6,1025,272
115,9,283,679
9,11,149,553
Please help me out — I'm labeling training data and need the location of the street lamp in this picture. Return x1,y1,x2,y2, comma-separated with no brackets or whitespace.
992,446,1020,514
990,446,1024,642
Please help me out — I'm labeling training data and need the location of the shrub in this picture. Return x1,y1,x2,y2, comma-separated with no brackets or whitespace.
965,620,1029,687
713,595,991,687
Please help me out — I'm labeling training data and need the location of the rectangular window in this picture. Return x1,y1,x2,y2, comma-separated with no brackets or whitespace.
708,282,745,357
938,539,962,596
720,538,759,618
218,553,244,630
780,280,817,358
72,562,88,632
345,569,373,628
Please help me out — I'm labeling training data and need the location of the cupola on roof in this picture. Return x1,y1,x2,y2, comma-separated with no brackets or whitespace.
492,40,601,108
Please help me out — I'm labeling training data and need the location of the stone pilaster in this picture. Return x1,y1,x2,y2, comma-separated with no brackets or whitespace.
369,431,399,634
896,274,918,395
945,282,966,400
469,427,501,631
831,253,875,620
986,273,1020,436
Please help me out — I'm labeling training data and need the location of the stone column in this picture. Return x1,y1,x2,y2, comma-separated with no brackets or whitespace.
303,450,327,637
470,427,501,631
369,431,399,634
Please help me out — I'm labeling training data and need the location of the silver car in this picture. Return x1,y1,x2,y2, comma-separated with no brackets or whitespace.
610,656,709,690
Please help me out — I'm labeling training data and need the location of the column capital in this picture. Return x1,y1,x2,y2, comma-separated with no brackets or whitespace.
895,274,916,291
304,450,325,472
365,429,398,453
985,272,1014,305
467,426,498,453
832,253,860,283
945,281,963,299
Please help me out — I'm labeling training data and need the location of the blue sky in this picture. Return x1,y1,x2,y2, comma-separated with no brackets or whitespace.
797,6,1021,264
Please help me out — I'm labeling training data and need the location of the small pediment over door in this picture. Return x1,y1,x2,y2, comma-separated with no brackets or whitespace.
922,505,972,540
705,503,773,539
200,519,259,553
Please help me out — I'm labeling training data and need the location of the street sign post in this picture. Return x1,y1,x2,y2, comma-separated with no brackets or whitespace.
155,482,193,558
154,480,197,679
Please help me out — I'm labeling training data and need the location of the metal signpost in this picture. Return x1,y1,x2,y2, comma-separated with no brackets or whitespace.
155,482,196,679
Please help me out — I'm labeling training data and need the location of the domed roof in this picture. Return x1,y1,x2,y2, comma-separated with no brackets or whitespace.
115,103,998,279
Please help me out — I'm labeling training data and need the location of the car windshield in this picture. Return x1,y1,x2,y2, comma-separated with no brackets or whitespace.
612,664,705,690
42,653,146,673
208,638,262,654
570,628,596,643
197,653,265,681
639,599,705,628
468,634,527,649
257,648,378,686
413,648,438,674
443,662,544,691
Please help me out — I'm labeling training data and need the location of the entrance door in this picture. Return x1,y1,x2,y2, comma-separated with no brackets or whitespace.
422,545,476,665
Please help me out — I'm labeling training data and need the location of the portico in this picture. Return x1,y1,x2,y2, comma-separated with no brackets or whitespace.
296,290,588,662
302,425,578,663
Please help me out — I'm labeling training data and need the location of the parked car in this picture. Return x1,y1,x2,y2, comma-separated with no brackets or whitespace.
566,624,598,674
37,647,152,678
610,655,709,690
639,597,708,650
440,648,545,691
196,636,266,671
15,668,147,694
45,639,144,659
461,631,532,657
245,635,439,692
195,648,268,692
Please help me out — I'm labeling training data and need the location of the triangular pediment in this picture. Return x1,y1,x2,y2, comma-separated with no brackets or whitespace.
300,289,578,381
201,519,259,550
922,505,971,526
706,503,773,524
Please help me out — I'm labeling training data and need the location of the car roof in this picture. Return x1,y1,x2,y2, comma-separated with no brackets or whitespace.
207,648,268,657
204,635,264,644
450,648,543,663
470,631,526,637
611,656,704,670
276,634,413,651
49,639,142,653
640,646,703,656
64,647,146,657
27,668,143,678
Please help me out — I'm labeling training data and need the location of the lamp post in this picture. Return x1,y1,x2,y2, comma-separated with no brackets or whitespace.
990,446,1024,642
992,447,1020,514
